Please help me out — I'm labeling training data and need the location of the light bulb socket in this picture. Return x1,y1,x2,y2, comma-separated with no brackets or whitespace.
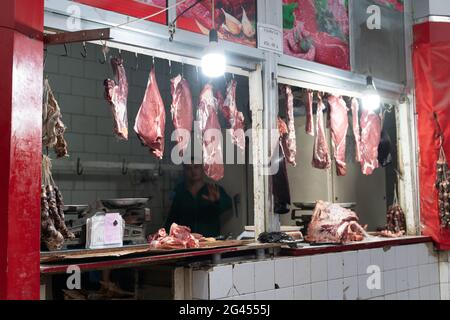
209,29,219,43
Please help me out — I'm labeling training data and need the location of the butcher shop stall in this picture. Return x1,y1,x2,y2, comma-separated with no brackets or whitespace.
3,0,450,301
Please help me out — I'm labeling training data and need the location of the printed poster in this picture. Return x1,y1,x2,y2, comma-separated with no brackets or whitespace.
283,0,350,70
176,0,257,48
73,0,168,25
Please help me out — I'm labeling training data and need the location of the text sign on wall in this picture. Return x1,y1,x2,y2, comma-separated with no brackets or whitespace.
258,23,283,55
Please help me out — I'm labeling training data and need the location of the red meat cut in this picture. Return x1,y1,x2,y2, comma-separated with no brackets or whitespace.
306,90,314,136
197,84,224,181
281,85,297,166
328,95,349,176
104,58,129,140
221,79,246,151
351,98,362,162
134,68,166,159
312,96,331,169
360,110,382,175
306,201,368,244
148,223,200,250
170,74,193,157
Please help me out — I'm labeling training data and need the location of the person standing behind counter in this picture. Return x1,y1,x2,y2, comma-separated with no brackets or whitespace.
165,162,232,238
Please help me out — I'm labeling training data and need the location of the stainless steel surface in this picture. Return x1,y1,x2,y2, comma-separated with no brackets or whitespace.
102,198,150,209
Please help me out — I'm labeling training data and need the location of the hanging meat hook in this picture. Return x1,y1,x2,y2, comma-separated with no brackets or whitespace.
76,157,84,176
81,41,88,58
99,41,108,64
122,159,128,175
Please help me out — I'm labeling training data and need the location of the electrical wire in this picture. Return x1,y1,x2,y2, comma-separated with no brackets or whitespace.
171,0,205,25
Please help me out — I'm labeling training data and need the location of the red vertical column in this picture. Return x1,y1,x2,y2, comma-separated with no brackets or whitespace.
0,0,44,299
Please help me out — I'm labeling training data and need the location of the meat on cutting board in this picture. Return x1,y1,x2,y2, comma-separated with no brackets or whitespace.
351,98,362,162
104,58,129,140
306,201,368,244
221,79,246,151
197,84,224,181
305,90,315,136
360,110,382,175
149,223,200,250
281,85,297,166
328,95,349,176
312,96,331,169
170,74,193,157
134,68,166,159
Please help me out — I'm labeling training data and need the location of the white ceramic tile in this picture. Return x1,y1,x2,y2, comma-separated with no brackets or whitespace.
233,262,255,295
396,268,408,292
209,265,233,300
385,293,398,300
407,266,419,290
254,260,275,292
416,243,429,265
370,248,384,271
328,279,343,300
343,251,358,278
418,264,430,287
294,256,311,286
383,247,397,271
327,253,344,280
440,283,450,301
275,287,294,300
419,286,430,300
370,296,385,300
274,258,294,289
439,261,449,284
311,281,328,300
254,290,275,300
311,255,328,283
343,277,358,301
192,270,209,300
407,245,419,267
397,290,409,300
430,285,440,300
294,284,311,300
383,270,397,295
429,263,439,285
358,274,371,300
233,293,256,301
409,288,420,300
395,246,409,269
428,245,439,265
357,250,371,275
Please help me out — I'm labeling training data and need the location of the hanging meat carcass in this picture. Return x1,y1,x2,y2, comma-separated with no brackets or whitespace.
360,110,382,175
281,85,297,166
221,79,246,151
197,84,224,181
104,57,129,140
351,98,362,162
305,90,315,136
272,118,292,214
134,68,166,159
328,95,349,176
170,74,193,157
312,95,331,169
43,79,69,158
436,145,450,229
306,201,368,244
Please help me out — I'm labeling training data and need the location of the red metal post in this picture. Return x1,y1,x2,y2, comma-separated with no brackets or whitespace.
0,0,44,300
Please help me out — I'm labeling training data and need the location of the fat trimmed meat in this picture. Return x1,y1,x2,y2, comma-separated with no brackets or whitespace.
312,96,331,169
305,90,315,136
281,85,297,166
221,79,246,151
360,110,382,175
104,58,129,140
351,98,362,162
197,84,224,181
328,95,349,176
306,201,368,244
170,74,193,157
134,68,166,159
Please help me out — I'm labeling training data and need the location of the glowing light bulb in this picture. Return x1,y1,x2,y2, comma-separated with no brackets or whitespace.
201,30,226,78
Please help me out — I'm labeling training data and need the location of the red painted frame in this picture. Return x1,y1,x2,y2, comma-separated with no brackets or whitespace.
0,0,44,300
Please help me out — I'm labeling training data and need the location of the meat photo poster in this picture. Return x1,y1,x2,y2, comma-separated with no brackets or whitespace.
372,0,404,11
73,0,168,25
283,0,350,70
176,0,257,48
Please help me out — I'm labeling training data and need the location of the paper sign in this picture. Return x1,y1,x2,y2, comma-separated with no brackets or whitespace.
104,213,123,245
257,23,283,54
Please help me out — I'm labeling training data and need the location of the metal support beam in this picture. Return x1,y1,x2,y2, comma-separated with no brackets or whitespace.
44,28,111,45
0,0,44,300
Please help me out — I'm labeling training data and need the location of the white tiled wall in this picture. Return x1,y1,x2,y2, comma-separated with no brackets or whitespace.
191,242,444,300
